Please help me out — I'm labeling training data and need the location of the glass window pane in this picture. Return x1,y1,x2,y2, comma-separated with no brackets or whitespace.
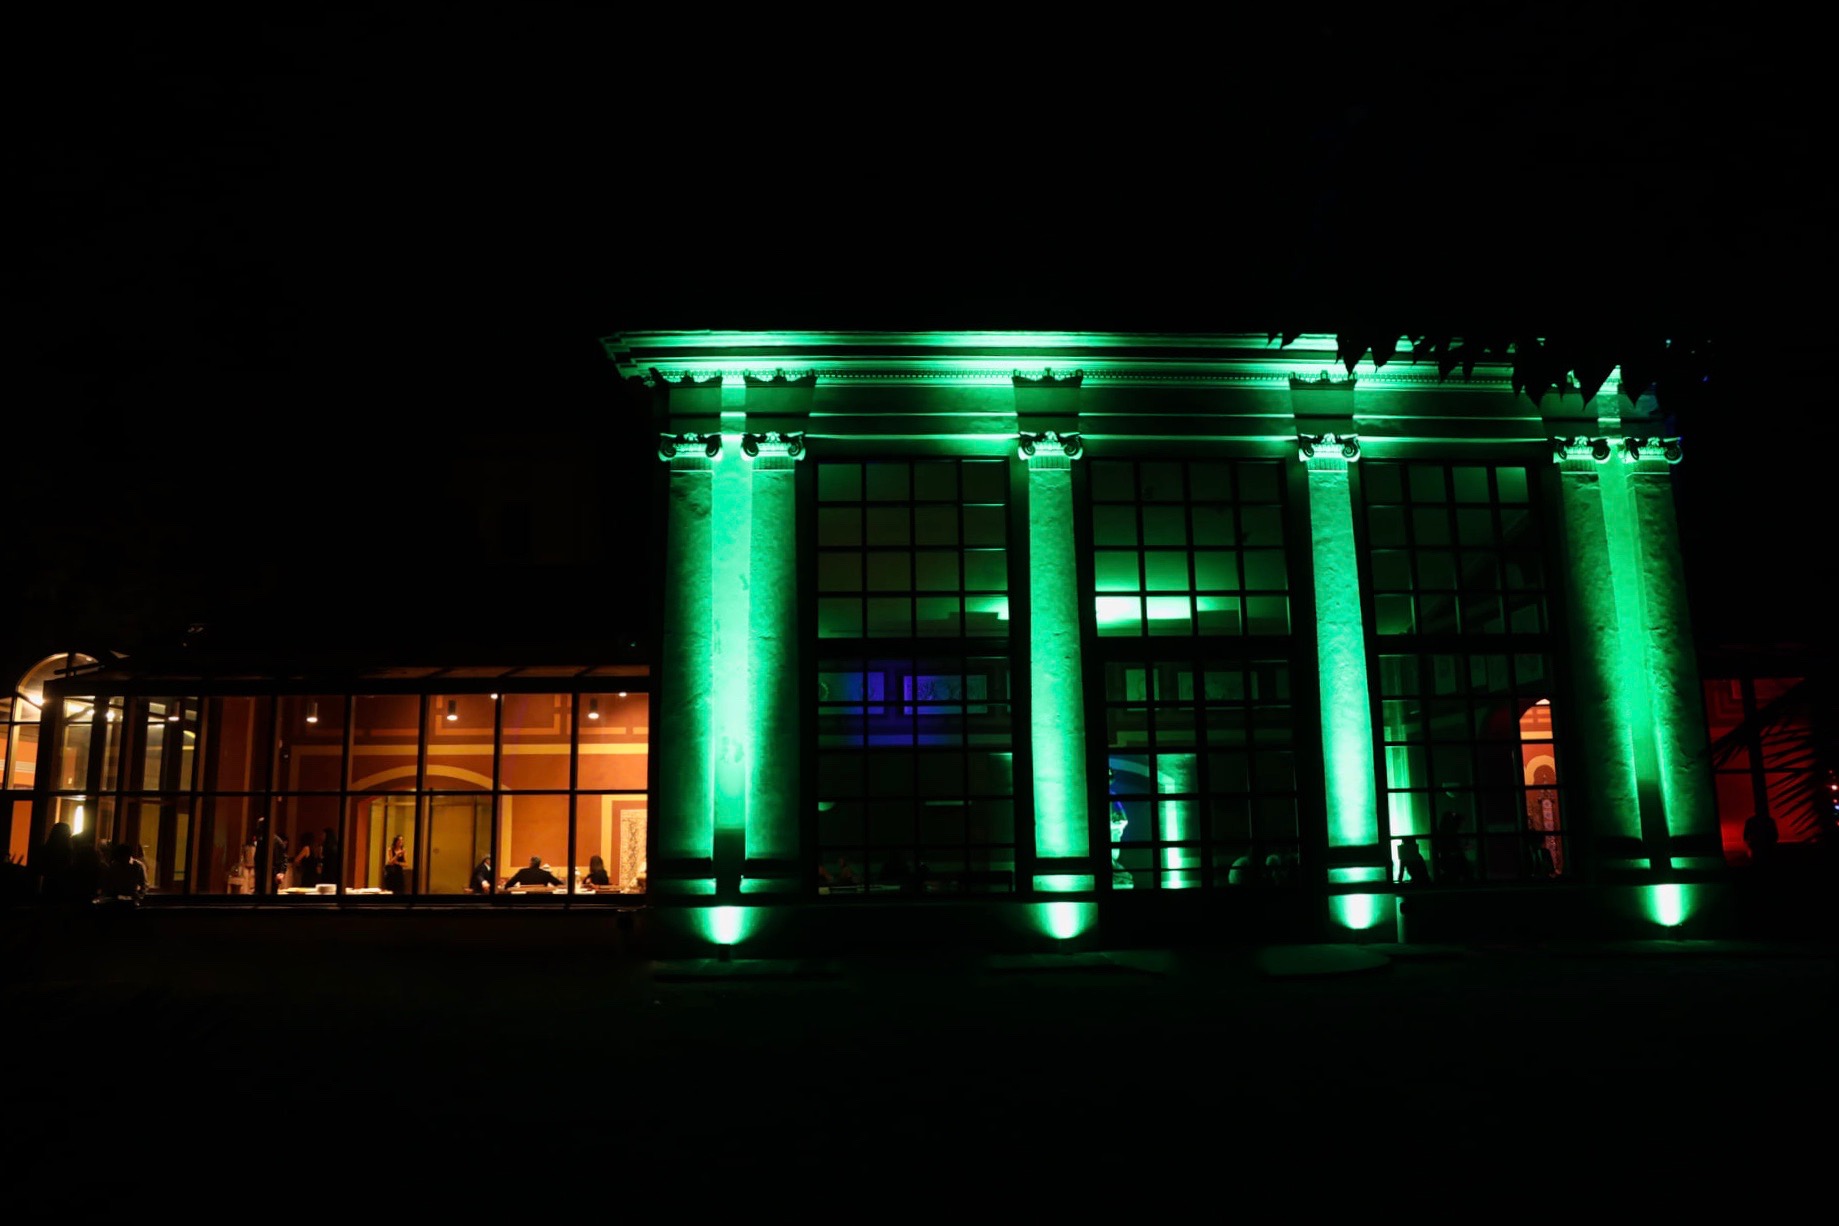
866,508,910,546
819,464,862,502
914,506,958,546
1193,551,1237,591
1452,467,1490,502
961,462,1006,503
501,693,571,791
1140,462,1183,501
1096,596,1142,636
819,598,862,638
1093,506,1137,547
915,552,959,591
1191,505,1234,546
962,506,1005,546
1409,465,1447,502
1240,506,1283,546
1090,462,1135,501
866,463,909,500
1242,552,1287,591
1146,596,1192,636
963,551,1007,591
818,508,860,546
1095,552,1140,592
1142,507,1187,546
1144,553,1190,591
867,553,910,591
913,464,957,501
818,554,862,591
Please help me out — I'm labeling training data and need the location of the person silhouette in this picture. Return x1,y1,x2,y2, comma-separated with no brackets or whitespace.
1432,811,1474,885
35,820,74,903
1743,812,1779,869
1396,836,1431,885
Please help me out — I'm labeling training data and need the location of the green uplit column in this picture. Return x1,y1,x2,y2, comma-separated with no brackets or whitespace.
1550,437,1653,870
1023,430,1092,890
711,399,751,896
743,430,806,890
1617,436,1718,868
1299,434,1384,890
656,432,719,893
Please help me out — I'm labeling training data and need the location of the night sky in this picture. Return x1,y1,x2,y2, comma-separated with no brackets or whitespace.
14,10,1831,664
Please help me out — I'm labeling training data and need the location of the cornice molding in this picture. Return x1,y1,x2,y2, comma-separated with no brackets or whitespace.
646,368,722,390
742,368,818,388
1013,367,1085,388
603,333,1527,392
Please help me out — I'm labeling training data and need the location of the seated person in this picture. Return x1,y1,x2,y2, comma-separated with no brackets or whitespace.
504,855,565,890
100,841,148,902
584,854,613,890
469,854,495,894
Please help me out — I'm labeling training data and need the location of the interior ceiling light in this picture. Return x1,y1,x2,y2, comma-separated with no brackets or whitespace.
306,700,319,725
445,698,458,722
588,696,600,720
166,702,181,723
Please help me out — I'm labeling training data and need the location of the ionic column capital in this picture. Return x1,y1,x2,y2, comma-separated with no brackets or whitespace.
739,431,806,461
658,433,723,462
1018,431,1083,463
1298,432,1360,468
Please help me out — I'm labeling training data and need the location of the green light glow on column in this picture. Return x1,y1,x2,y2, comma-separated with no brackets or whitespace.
1551,442,1647,867
1329,893,1394,931
696,904,761,946
1600,457,1669,866
1302,449,1377,851
711,421,750,888
658,443,716,879
1031,900,1097,941
1641,883,1701,928
1624,444,1718,866
1026,439,1090,862
1031,874,1095,892
746,437,803,868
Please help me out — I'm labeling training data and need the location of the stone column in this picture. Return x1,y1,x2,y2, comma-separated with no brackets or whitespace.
1619,436,1718,868
1299,434,1384,889
743,430,806,891
1022,430,1092,890
655,431,719,894
1550,436,1655,871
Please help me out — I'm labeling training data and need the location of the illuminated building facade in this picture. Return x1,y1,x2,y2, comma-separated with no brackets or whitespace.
2,332,1770,947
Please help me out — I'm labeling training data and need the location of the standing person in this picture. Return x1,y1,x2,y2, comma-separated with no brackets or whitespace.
251,816,273,896
34,821,74,903
383,835,408,895
469,854,495,894
1432,811,1474,885
318,827,341,888
293,831,319,889
69,829,103,903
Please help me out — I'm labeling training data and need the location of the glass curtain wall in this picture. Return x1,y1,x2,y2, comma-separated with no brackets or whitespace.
38,680,648,900
815,458,1017,894
1088,457,1302,889
1361,461,1567,883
